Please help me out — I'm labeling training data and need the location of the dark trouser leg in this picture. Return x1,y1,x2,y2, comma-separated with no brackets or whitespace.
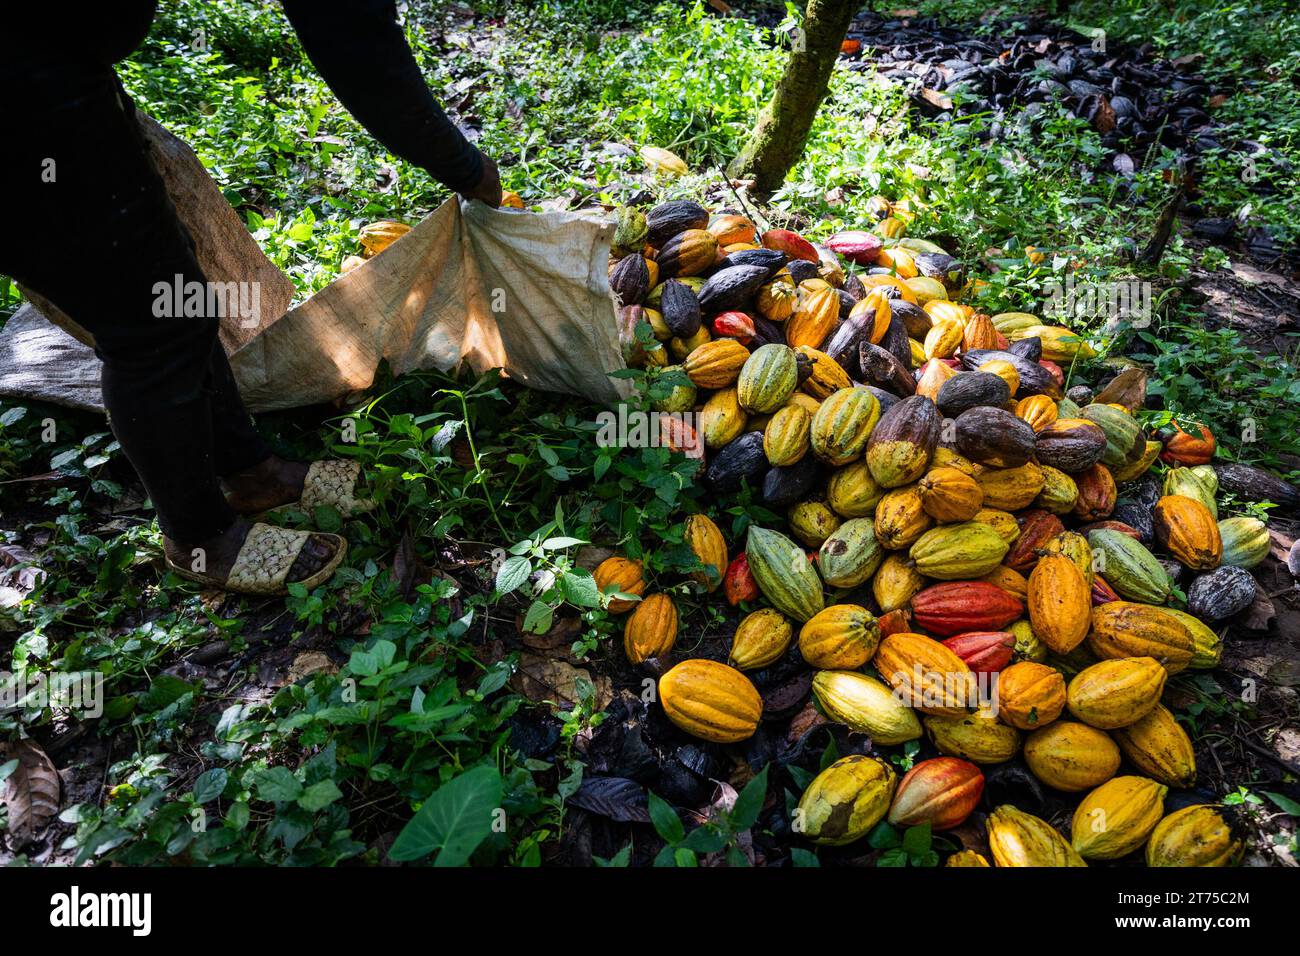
0,59,271,542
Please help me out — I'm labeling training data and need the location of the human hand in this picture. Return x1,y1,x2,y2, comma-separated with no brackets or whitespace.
462,151,502,207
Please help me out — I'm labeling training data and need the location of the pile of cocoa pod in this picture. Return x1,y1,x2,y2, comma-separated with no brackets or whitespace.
590,193,1294,865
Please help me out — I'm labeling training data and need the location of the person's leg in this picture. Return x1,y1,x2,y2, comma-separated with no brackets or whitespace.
0,59,335,583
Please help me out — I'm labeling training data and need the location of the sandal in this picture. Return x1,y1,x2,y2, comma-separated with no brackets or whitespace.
168,522,348,596
255,460,375,519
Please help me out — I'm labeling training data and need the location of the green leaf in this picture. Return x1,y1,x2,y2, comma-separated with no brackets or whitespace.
297,779,344,811
253,766,303,803
495,555,532,594
388,765,504,865
673,847,698,867
193,769,228,804
521,600,554,634
790,847,820,867
877,847,909,867
559,571,601,608
1263,791,1300,816
646,790,684,844
683,826,727,854
729,765,768,831
0,759,18,784
595,843,632,867
902,821,932,857
867,820,901,850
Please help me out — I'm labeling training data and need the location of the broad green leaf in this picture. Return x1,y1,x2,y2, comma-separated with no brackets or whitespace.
388,765,503,865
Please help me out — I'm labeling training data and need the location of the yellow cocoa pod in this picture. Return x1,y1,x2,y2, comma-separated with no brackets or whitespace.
812,670,922,744
1023,721,1121,792
799,604,881,670
728,608,793,671
1071,775,1167,860
796,755,897,845
1110,704,1196,788
1146,805,1244,867
988,805,1087,867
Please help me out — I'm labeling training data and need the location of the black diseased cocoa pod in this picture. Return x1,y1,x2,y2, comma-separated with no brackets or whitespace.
955,406,1037,467
1187,566,1257,621
859,342,916,396
890,299,932,339
1006,336,1043,362
835,289,857,320
794,349,814,385
1214,462,1300,512
1066,384,1095,406
1157,558,1187,589
763,456,821,507
750,315,783,349
824,309,875,379
659,279,702,338
697,264,770,313
609,254,649,306
843,272,867,302
961,349,1057,396
787,259,820,284
867,395,941,485
863,386,901,415
718,248,788,275
936,371,1011,417
1035,420,1107,473
705,431,767,491
1112,502,1154,544
646,199,708,246
913,252,965,288
880,315,913,370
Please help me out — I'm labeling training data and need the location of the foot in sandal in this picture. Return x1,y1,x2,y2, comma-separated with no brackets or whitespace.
223,455,373,517
164,517,347,596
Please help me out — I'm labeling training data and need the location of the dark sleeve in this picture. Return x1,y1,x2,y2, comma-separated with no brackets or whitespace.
281,0,483,194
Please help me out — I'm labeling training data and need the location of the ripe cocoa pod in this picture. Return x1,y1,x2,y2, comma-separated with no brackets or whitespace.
728,608,793,670
799,604,881,670
623,593,677,663
812,670,923,744
1071,775,1167,860
887,757,984,830
1028,554,1091,654
1023,721,1121,792
924,706,1021,764
987,805,1087,867
1146,805,1244,867
1067,657,1167,730
796,755,897,846
1110,704,1196,788
594,556,645,614
997,661,1067,730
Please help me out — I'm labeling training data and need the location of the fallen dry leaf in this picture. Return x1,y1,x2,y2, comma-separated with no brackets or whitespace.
510,654,612,710
284,651,338,685
1,738,61,846
1093,367,1148,411
516,614,581,657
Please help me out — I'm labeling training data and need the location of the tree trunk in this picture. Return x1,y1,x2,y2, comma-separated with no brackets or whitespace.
727,0,860,197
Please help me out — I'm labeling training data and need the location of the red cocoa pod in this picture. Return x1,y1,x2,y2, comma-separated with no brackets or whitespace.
824,230,884,265
713,310,756,344
1005,510,1065,573
1091,574,1120,606
942,631,1016,674
910,581,1024,637
887,757,985,830
762,228,820,263
723,553,760,607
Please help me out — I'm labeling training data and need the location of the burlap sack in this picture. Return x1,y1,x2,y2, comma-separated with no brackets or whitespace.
0,115,629,413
